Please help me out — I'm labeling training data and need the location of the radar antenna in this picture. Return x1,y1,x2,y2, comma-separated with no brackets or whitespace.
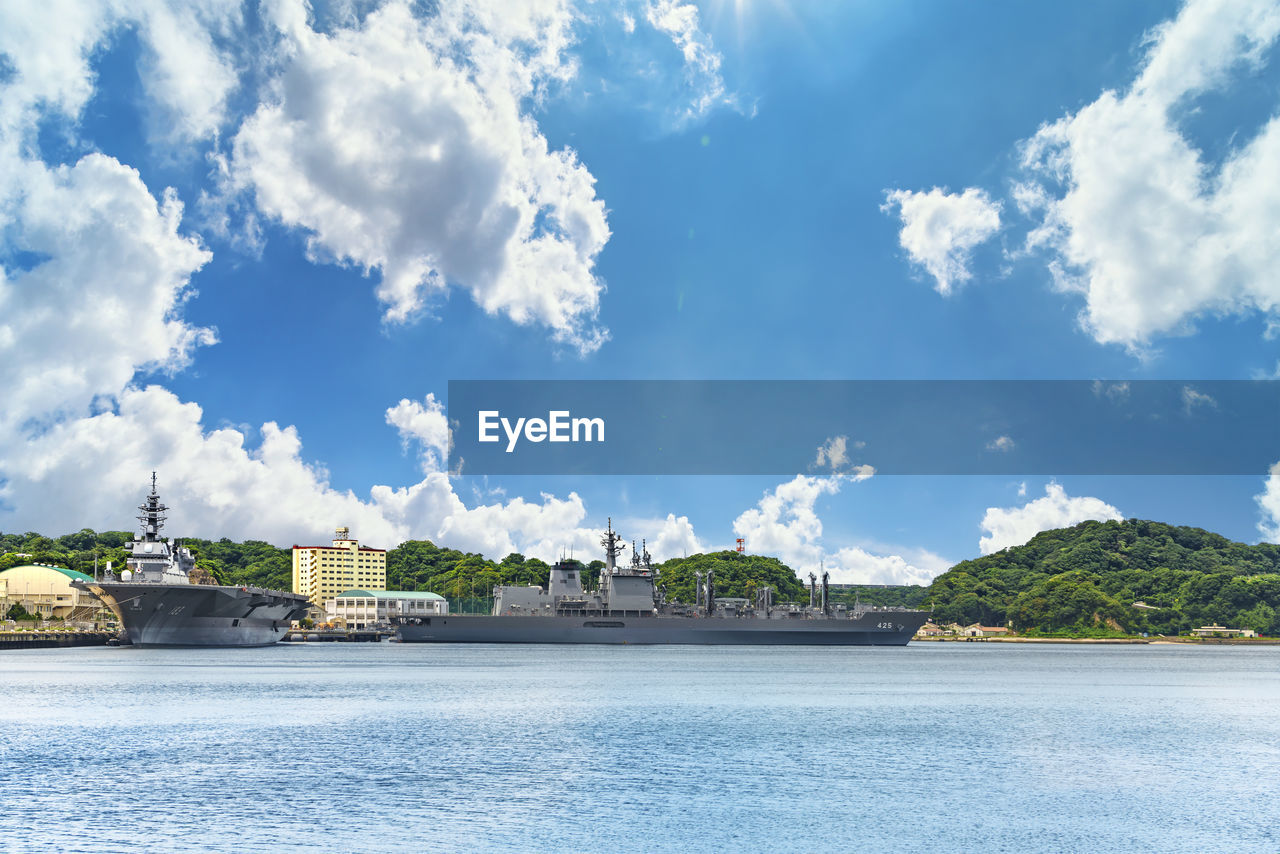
136,471,169,542
601,517,626,574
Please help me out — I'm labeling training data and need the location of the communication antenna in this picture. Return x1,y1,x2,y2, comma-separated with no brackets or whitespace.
601,517,625,574
736,538,745,553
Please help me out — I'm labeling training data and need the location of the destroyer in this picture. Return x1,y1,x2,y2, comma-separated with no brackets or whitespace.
396,520,928,645
75,475,309,647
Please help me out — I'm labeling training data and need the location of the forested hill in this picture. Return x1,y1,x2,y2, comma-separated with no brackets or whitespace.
926,519,1280,635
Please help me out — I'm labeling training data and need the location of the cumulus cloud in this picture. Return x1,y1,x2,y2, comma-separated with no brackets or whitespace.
386,394,451,473
828,545,951,587
0,383,611,561
622,512,703,562
986,435,1015,453
0,154,215,435
882,187,1001,295
229,0,611,353
1018,0,1280,351
732,473,942,585
0,0,241,146
813,435,860,472
979,482,1123,555
131,0,244,142
733,475,845,571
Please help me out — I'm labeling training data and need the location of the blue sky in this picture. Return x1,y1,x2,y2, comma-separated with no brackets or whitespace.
3,0,1280,583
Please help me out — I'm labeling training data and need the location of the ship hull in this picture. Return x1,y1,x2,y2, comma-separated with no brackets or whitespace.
396,611,928,645
76,581,310,647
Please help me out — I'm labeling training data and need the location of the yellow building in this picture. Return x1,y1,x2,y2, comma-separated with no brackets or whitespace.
291,527,388,608
0,564,103,621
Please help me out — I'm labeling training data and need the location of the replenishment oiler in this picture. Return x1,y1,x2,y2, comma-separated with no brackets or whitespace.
74,475,309,647
395,520,928,645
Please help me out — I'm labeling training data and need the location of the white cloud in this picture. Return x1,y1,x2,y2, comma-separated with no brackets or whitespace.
0,0,241,147
813,435,849,470
986,435,1015,453
732,473,941,585
644,0,732,124
882,187,1001,295
733,475,844,571
623,512,703,562
1092,380,1131,401
386,394,451,474
1018,0,1280,351
0,154,215,435
1255,461,1280,542
978,482,1123,555
0,383,611,562
229,0,611,353
827,545,951,587
1181,385,1218,414
0,2,110,140
131,0,244,142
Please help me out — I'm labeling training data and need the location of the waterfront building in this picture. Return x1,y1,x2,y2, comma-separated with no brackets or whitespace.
292,527,387,608
962,623,1010,638
1191,625,1258,638
325,589,448,628
0,564,103,621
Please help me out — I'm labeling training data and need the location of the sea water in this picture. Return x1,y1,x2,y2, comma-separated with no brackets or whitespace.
0,642,1277,853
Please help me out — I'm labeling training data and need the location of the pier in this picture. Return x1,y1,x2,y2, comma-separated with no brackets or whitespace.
282,629,391,642
0,631,117,650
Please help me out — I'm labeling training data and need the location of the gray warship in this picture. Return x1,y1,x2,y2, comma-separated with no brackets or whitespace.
74,475,309,647
395,520,928,645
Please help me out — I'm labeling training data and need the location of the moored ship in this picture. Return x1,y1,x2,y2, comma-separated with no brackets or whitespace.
395,520,928,645
74,475,309,647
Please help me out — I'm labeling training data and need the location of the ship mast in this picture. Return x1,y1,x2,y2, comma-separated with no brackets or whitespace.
601,517,625,574
136,471,168,543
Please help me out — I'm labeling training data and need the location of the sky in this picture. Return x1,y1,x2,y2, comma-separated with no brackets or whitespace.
3,0,1280,585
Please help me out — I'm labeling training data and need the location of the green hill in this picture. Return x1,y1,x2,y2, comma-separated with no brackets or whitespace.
924,519,1280,636
653,550,806,603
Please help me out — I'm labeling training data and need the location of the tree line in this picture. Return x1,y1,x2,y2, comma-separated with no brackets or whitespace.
6,518,1280,635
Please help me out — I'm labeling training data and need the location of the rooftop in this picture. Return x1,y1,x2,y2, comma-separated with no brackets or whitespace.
292,544,387,552
0,564,95,583
333,589,445,600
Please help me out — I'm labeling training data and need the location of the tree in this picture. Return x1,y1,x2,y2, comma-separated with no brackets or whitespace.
6,602,35,621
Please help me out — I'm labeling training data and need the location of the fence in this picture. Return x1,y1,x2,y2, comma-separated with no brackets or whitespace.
445,597,494,615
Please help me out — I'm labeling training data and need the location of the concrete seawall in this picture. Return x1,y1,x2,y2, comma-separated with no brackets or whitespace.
0,631,117,650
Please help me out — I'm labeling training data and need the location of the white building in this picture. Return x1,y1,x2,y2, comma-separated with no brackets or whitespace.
324,589,448,629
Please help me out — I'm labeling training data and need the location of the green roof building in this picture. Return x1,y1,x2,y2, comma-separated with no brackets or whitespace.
324,589,448,628
1,564,103,621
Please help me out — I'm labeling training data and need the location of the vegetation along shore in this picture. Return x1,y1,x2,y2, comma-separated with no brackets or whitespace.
4,519,1279,640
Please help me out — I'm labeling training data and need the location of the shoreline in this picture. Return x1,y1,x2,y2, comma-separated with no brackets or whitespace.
915,636,1280,645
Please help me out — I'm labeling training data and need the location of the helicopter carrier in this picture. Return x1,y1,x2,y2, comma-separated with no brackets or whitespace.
395,521,928,645
74,475,309,647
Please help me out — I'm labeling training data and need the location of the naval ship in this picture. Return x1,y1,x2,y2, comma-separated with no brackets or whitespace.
74,475,309,647
395,521,928,645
